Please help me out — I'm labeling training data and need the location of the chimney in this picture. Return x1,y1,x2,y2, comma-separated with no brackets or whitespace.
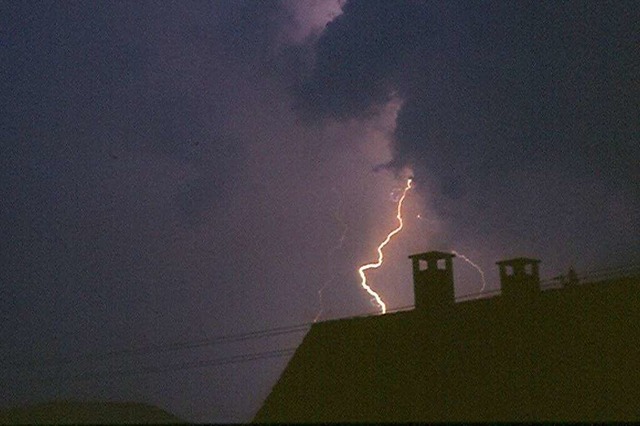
496,257,541,300
408,251,456,311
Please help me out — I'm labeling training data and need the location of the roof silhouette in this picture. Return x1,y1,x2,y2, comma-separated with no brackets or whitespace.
255,264,640,422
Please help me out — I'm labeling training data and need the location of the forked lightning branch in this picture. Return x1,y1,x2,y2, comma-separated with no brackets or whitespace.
354,178,487,314
357,178,413,314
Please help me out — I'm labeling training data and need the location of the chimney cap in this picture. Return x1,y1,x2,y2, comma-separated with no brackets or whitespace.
496,257,541,266
408,251,456,260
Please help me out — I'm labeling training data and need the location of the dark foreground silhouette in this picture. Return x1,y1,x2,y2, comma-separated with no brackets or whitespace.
0,401,184,424
255,252,640,422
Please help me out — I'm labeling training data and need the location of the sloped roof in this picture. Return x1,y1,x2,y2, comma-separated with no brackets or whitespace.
255,276,640,422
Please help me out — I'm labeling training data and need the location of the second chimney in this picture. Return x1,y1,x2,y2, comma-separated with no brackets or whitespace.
496,257,541,300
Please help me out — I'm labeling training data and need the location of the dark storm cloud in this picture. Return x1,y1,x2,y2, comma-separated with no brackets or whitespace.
0,0,275,364
1,2,333,422
294,0,430,121
296,1,639,176
295,0,640,266
1,1,315,379
0,1,272,228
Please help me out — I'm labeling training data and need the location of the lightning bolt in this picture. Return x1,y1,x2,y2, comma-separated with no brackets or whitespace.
451,250,487,293
357,178,412,314
314,189,349,323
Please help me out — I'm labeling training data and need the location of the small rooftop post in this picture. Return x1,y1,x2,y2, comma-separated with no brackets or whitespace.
408,251,456,312
496,257,541,300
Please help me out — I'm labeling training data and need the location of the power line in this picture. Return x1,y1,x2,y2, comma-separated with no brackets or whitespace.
27,347,298,384
10,306,460,381
1,322,311,371
3,303,415,372
2,301,425,372
540,264,640,287
584,263,640,275
4,263,638,373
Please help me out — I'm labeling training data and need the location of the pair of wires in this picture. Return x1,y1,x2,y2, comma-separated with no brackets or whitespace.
4,263,638,381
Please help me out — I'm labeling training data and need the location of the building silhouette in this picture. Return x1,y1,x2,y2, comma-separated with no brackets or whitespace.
255,251,640,422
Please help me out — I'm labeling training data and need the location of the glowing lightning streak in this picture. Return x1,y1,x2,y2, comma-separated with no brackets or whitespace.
451,250,487,293
357,178,413,315
314,189,348,323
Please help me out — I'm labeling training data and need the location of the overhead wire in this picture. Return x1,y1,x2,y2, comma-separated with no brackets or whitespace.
2,322,311,371
3,262,638,376
21,348,298,384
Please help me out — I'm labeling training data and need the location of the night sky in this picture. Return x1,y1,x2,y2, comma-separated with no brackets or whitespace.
2,1,638,422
